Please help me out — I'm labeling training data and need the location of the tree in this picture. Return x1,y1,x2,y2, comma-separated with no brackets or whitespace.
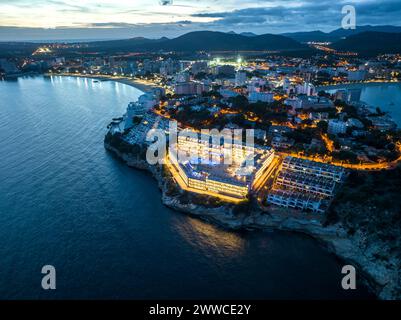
202,90,222,99
302,119,313,126
132,116,142,125
318,90,331,98
193,72,207,80
317,121,328,133
332,150,358,163
228,95,249,111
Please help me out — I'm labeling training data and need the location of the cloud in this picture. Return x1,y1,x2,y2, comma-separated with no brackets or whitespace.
84,20,192,28
191,0,401,32
1,0,401,40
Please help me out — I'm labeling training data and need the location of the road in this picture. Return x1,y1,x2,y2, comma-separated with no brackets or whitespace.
280,142,401,171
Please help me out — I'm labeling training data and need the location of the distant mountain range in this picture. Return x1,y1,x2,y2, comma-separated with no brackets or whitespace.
85,31,309,53
81,27,401,56
332,31,401,55
2,26,401,58
76,26,401,56
282,25,401,43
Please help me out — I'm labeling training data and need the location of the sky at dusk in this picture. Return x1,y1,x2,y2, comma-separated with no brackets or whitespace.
0,0,400,41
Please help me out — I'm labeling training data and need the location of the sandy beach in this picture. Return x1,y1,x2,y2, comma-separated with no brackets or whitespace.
46,72,157,93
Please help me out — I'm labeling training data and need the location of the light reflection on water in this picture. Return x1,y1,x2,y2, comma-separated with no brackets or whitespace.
173,216,246,257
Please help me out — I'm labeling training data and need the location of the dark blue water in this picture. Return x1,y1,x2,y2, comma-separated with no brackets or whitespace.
322,82,401,126
0,76,374,300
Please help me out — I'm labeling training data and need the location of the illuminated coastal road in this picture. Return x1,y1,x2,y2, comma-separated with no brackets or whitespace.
317,79,401,87
321,133,335,153
280,142,401,171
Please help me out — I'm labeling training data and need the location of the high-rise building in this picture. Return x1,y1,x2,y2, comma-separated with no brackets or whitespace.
296,82,315,96
124,93,158,129
284,97,302,114
174,81,209,95
175,72,190,83
160,58,179,76
235,71,247,86
191,61,208,75
215,65,235,77
282,78,291,91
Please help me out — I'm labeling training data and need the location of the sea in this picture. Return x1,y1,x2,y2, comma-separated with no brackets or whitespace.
321,82,401,126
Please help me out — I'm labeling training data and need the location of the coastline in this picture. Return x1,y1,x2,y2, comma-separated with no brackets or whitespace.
103,134,400,300
317,80,401,90
317,80,401,128
44,72,157,93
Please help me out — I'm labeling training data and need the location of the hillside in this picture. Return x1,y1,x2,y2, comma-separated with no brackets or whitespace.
282,30,334,43
332,31,401,56
283,25,401,43
85,31,309,53
327,167,401,298
0,42,41,58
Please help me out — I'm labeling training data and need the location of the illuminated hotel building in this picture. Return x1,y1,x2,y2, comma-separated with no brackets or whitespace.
267,157,346,213
267,189,328,214
166,133,277,201
281,156,345,182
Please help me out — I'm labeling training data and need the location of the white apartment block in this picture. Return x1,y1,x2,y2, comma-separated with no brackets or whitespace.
328,119,347,135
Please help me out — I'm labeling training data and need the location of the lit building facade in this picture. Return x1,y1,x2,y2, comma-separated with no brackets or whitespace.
267,189,328,214
235,71,247,86
328,119,347,135
267,157,346,213
167,133,277,201
174,81,209,95
281,156,345,182
248,91,274,103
